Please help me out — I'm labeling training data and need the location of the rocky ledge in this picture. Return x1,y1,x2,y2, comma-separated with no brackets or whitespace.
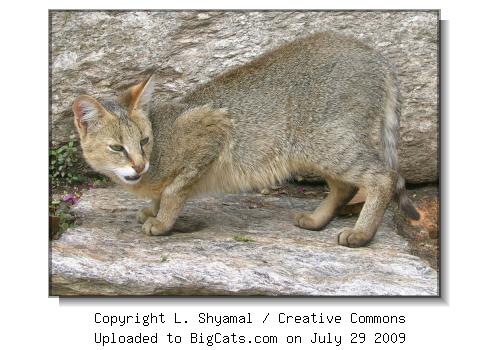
50,187,438,296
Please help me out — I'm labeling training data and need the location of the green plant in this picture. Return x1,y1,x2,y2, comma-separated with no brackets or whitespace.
90,175,110,188
57,209,75,232
50,138,82,186
49,199,75,239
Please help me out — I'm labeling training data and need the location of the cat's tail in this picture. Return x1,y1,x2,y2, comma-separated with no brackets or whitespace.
382,71,420,221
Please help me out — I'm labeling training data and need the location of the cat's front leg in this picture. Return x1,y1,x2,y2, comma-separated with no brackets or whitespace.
136,199,160,224
141,176,194,236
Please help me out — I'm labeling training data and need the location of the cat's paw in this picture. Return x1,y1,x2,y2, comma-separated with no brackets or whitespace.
142,218,172,236
137,207,155,224
293,212,324,231
337,228,372,248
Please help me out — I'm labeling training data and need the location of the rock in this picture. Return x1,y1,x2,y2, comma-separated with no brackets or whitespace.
260,188,271,195
50,188,438,296
50,11,438,184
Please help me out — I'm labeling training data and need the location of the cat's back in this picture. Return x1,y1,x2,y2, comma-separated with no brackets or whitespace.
182,32,384,105
174,32,390,164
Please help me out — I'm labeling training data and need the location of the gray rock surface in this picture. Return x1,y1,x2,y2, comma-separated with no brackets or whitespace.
50,188,438,296
50,10,438,184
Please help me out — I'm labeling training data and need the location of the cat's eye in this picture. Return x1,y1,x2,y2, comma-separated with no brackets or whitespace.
140,137,150,146
109,145,125,152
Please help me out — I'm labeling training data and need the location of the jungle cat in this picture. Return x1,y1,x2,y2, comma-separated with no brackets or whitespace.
73,32,419,247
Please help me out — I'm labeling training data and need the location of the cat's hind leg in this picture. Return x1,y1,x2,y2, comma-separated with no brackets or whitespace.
336,164,396,248
293,178,358,231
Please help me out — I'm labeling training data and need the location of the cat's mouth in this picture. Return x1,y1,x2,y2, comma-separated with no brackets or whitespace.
112,162,149,185
120,173,143,185
113,162,149,185
124,174,142,181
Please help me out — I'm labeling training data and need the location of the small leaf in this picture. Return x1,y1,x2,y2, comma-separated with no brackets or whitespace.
233,235,254,242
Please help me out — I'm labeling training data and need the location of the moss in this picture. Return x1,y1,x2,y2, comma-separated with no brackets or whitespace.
233,235,254,242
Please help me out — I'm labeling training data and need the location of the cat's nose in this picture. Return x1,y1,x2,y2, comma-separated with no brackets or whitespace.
132,163,145,175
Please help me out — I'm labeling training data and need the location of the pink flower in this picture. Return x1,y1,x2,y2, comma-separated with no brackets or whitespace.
62,194,79,205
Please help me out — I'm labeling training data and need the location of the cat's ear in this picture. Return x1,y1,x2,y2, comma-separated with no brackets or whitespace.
120,73,155,113
72,95,107,137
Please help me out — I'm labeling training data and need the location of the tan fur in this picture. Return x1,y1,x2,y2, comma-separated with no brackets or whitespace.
73,32,419,247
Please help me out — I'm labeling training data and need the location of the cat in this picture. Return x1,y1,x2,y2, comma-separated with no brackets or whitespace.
72,32,419,247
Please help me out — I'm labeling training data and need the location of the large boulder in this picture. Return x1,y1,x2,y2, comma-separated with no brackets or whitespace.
50,11,438,183
50,188,438,296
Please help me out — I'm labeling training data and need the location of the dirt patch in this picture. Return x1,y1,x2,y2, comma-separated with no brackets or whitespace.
394,185,440,270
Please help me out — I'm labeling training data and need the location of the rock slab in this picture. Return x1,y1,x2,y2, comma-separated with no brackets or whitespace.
50,188,438,296
50,10,438,183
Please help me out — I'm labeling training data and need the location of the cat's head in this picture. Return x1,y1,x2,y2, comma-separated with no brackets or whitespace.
72,74,154,186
